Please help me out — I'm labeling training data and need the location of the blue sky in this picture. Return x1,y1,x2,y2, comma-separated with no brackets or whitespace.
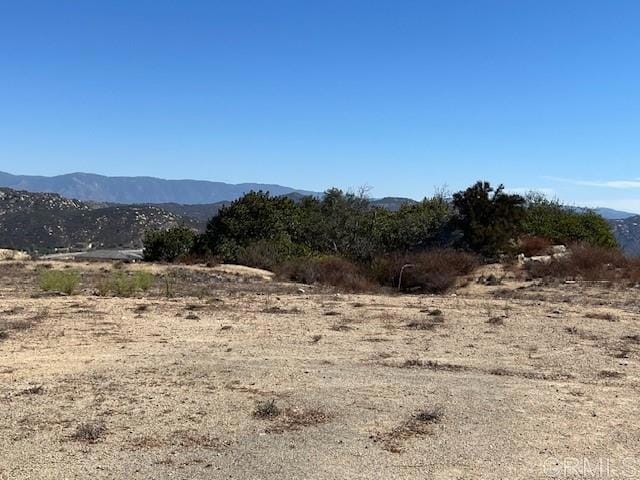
1,1,639,211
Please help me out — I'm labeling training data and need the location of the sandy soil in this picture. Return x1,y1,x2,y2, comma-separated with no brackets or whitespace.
1,261,639,479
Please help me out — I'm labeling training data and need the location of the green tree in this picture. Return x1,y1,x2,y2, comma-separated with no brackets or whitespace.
143,226,196,262
452,181,525,257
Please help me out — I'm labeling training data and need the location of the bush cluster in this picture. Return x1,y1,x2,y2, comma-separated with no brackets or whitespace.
142,181,620,291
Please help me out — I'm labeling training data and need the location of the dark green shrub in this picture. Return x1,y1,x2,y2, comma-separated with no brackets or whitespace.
203,191,298,259
143,226,196,262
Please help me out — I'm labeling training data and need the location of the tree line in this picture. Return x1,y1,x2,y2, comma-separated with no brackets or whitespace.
142,180,616,268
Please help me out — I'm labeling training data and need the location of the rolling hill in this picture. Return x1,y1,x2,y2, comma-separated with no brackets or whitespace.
0,188,198,253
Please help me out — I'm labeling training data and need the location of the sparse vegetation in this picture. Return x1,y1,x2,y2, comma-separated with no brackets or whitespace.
371,250,478,293
98,270,154,297
526,243,640,282
253,400,281,419
405,318,441,330
585,311,619,322
277,256,376,292
486,316,505,326
518,235,553,256
70,421,106,443
262,306,303,314
1,256,639,476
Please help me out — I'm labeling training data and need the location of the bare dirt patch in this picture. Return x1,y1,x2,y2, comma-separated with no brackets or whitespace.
1,261,639,479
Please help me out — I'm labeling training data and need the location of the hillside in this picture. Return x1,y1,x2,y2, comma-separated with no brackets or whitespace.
0,171,319,204
0,188,198,253
610,216,640,256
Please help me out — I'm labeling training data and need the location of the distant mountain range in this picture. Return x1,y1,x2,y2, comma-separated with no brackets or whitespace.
0,171,318,204
573,206,638,220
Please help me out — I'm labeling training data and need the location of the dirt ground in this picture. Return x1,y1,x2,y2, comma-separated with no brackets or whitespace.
1,260,639,479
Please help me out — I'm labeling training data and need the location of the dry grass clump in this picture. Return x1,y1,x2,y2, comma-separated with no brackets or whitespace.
400,359,467,371
372,250,478,294
171,430,223,450
262,306,303,314
253,400,331,433
585,311,619,322
18,384,44,395
405,316,444,330
0,308,48,340
268,407,330,433
527,244,640,282
277,256,376,293
371,406,444,452
70,421,106,443
486,316,505,326
253,399,281,419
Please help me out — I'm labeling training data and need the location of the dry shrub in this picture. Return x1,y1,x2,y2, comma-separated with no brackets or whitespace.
371,250,479,294
176,252,220,266
276,256,376,293
372,406,443,452
519,236,552,257
70,421,106,443
253,400,280,419
527,243,640,282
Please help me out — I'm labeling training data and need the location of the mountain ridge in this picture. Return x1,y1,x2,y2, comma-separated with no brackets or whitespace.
0,171,319,205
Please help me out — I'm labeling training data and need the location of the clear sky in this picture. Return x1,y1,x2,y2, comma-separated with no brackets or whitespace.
1,1,639,211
